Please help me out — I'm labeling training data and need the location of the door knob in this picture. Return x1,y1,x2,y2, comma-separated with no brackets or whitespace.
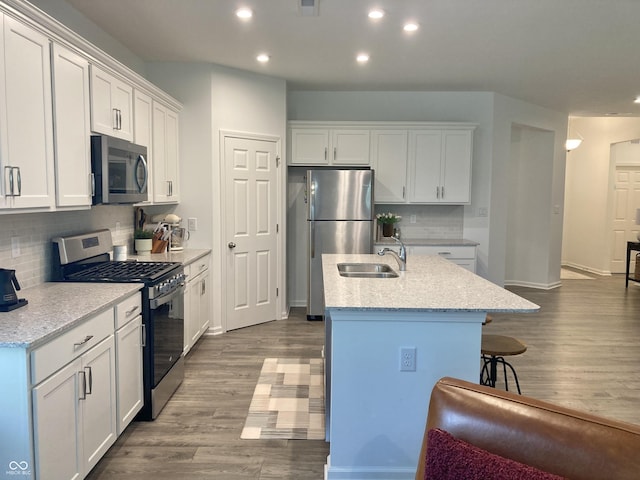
228,242,236,249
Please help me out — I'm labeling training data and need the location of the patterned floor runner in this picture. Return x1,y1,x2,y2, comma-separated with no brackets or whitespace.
241,357,325,440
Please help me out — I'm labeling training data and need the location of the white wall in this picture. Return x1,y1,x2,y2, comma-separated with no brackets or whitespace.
27,0,146,75
562,117,640,274
146,63,287,332
491,94,567,287
506,126,558,288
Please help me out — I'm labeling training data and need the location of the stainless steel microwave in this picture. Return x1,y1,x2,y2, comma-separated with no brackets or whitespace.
91,135,148,204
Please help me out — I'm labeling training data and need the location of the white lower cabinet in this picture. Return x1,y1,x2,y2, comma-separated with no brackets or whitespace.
33,335,116,480
115,315,143,435
183,255,211,354
409,245,477,273
30,292,142,480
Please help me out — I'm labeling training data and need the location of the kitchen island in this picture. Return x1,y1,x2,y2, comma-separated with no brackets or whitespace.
322,253,539,480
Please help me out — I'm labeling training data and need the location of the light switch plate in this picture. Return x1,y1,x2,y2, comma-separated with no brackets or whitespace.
188,217,198,231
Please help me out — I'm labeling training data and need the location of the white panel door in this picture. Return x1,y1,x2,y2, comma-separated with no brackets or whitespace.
610,166,640,273
225,136,278,331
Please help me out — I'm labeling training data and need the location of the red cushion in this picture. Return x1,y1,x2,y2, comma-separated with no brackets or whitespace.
425,428,566,480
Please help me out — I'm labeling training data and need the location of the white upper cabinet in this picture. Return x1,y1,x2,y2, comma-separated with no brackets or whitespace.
289,126,370,166
152,101,180,203
90,65,134,141
408,129,473,204
0,14,55,211
52,43,92,208
133,89,153,202
371,130,408,203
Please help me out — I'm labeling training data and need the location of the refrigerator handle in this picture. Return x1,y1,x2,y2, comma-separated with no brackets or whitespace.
310,222,315,258
308,175,315,220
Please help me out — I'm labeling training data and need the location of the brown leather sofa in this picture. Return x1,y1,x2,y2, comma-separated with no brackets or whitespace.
416,377,640,480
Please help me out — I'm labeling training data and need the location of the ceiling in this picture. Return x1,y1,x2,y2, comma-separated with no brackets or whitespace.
62,0,640,117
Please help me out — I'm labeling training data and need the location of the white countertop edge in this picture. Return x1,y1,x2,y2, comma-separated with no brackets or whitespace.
326,306,539,314
0,283,143,349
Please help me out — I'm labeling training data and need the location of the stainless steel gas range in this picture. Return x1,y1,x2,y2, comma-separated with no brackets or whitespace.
52,229,185,420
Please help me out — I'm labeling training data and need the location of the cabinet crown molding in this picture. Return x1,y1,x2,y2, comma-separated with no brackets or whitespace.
288,120,477,129
1,0,182,111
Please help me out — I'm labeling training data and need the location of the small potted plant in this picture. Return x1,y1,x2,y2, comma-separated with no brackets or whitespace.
376,212,402,237
134,228,155,255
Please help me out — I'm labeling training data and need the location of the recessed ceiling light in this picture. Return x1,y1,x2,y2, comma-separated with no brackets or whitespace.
236,7,253,19
634,96,640,104
256,53,270,63
403,22,419,32
356,53,370,63
368,9,384,19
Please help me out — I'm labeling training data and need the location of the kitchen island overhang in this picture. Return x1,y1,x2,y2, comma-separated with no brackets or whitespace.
322,253,539,480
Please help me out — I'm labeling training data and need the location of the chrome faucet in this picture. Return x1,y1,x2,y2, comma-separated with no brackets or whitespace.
377,237,407,271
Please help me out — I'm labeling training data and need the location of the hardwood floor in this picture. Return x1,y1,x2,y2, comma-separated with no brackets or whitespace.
87,272,640,479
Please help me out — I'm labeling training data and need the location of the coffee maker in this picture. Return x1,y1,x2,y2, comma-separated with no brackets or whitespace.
0,268,28,312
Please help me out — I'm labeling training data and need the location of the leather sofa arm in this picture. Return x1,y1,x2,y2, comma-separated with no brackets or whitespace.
416,377,640,480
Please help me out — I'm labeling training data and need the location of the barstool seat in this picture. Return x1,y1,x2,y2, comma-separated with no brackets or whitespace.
480,334,526,394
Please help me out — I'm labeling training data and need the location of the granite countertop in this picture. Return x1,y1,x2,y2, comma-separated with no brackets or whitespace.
374,238,479,246
322,253,539,313
127,248,211,265
0,283,142,349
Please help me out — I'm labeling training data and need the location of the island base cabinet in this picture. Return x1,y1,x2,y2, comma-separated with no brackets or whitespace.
33,335,117,480
325,310,484,479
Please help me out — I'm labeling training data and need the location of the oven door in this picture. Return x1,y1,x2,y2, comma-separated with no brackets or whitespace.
149,285,184,387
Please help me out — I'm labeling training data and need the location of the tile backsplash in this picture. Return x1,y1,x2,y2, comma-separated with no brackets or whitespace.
0,206,138,289
374,204,463,240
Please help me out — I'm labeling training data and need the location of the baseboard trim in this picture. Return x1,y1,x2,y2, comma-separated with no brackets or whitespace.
504,279,561,290
561,262,611,276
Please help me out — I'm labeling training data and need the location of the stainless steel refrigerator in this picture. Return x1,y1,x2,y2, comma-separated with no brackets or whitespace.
306,168,374,319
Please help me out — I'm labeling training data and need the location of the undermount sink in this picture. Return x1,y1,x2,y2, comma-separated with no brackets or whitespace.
337,263,399,278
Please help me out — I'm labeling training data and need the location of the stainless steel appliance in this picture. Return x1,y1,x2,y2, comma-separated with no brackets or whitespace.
306,168,374,319
52,230,185,420
0,268,28,311
91,134,148,204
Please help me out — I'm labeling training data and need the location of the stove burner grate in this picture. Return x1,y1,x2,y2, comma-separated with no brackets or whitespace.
65,261,178,282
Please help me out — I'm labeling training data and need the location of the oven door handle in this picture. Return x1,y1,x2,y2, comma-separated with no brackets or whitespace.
150,285,184,310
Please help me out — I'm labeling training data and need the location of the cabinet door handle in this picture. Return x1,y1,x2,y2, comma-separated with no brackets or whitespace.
5,166,14,196
85,366,93,395
113,108,118,129
141,323,146,347
90,173,95,196
79,370,87,400
201,279,206,296
402,186,405,199
333,147,336,160
441,186,444,198
126,305,139,317
14,167,21,196
73,335,94,348
324,147,327,160
438,251,452,256
436,186,440,199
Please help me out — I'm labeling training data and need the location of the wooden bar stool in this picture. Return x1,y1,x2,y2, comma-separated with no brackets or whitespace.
479,334,527,394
